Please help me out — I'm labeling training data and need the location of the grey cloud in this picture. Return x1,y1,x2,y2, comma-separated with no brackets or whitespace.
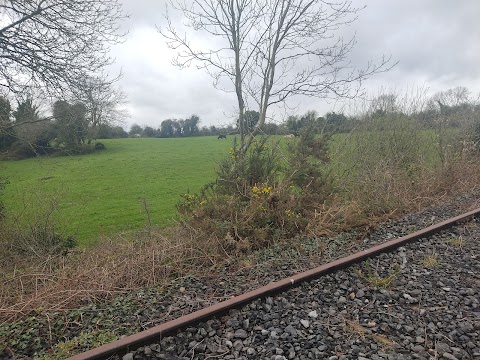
350,0,480,86
113,0,480,128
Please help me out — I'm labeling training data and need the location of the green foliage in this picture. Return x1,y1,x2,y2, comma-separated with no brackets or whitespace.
13,98,40,124
287,124,332,197
0,177,7,219
37,330,117,360
160,115,200,138
128,123,143,137
286,110,318,134
9,141,36,159
94,142,106,150
216,136,282,195
355,262,401,288
237,110,259,133
1,220,77,261
178,133,333,253
97,123,128,139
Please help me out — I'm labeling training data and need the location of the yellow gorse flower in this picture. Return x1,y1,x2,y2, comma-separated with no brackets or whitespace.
285,209,301,218
251,184,272,197
228,147,239,159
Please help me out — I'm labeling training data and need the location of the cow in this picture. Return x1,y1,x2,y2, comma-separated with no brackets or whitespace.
283,134,295,139
218,134,227,139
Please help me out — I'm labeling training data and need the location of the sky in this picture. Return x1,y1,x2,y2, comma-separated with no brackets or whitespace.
110,0,480,130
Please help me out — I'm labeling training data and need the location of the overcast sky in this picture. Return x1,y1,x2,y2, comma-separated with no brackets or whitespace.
110,0,480,130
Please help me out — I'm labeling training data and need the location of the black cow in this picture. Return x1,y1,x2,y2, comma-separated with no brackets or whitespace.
218,134,227,139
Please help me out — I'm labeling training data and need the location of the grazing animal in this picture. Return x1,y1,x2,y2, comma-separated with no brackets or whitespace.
283,134,295,139
218,134,227,139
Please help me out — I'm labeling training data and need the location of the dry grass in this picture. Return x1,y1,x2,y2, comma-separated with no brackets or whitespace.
421,255,440,268
345,319,366,338
447,237,465,247
354,266,401,289
0,227,227,323
345,319,395,349
372,333,396,349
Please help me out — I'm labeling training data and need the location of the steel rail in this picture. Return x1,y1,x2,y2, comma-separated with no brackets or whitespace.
69,207,480,360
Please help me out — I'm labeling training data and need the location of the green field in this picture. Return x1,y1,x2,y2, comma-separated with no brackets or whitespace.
0,127,454,246
0,137,232,245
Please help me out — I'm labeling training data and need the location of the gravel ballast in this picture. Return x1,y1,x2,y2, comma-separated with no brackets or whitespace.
128,219,479,360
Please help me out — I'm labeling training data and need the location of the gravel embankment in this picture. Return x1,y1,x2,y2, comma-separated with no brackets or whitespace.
128,219,480,360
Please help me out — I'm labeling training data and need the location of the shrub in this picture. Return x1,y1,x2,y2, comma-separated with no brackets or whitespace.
10,140,36,159
286,123,332,200
1,226,77,263
473,121,480,151
94,142,106,150
216,136,282,196
177,133,333,253
55,144,95,156
340,115,426,214
0,195,77,273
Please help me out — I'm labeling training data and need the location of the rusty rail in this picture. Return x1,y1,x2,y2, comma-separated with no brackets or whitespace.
69,207,480,360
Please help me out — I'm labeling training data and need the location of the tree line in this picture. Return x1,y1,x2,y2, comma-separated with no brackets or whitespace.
2,86,478,159
0,95,127,159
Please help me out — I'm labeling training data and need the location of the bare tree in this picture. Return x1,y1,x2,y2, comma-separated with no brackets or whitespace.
160,0,393,154
0,0,127,96
72,74,129,143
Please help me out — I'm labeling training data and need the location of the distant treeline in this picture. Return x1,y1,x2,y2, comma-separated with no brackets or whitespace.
2,87,480,159
124,110,357,139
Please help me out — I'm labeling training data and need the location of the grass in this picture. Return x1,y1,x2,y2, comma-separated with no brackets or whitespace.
38,329,117,360
0,127,468,246
354,262,401,288
447,237,465,247
421,255,440,268
0,137,231,245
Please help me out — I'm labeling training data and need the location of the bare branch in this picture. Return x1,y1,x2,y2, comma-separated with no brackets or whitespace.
160,0,394,154
0,0,127,97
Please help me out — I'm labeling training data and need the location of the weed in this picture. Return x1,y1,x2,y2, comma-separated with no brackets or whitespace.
421,255,439,268
447,237,465,247
372,333,395,349
345,319,366,338
354,262,401,288
344,319,395,349
38,329,117,360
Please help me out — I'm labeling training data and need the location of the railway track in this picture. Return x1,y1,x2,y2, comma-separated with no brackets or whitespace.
70,208,480,360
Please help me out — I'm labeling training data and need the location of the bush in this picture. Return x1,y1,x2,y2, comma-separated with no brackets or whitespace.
94,142,106,150
54,144,96,156
473,121,480,151
0,195,77,272
177,133,333,253
286,124,332,199
10,140,36,159
1,225,77,262
216,136,282,195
